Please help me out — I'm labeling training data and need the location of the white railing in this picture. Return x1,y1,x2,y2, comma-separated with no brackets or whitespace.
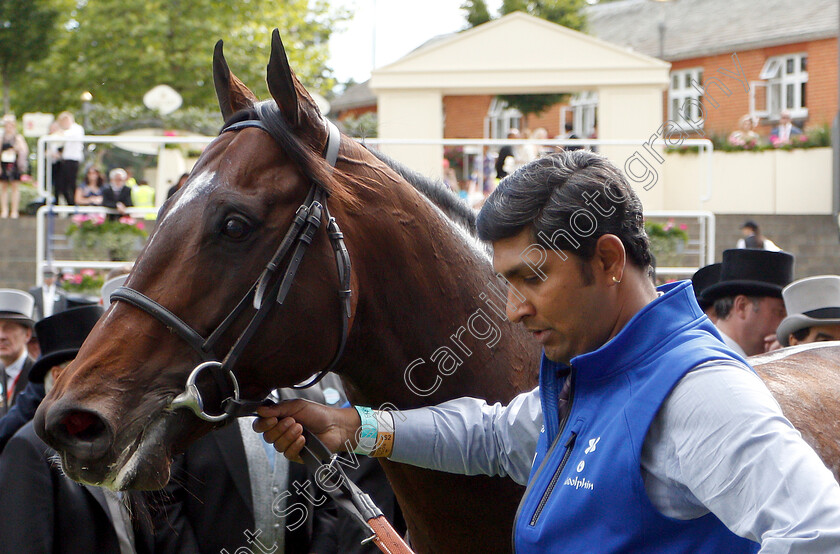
33,135,714,284
35,205,157,286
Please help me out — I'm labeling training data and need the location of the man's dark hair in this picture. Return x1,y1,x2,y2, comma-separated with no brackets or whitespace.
477,151,652,270
741,220,759,232
790,327,811,343
714,295,761,320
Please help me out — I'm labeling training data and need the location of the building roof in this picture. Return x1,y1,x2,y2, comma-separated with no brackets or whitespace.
586,0,839,62
330,80,374,112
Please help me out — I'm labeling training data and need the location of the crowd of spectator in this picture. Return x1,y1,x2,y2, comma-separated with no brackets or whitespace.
727,109,804,148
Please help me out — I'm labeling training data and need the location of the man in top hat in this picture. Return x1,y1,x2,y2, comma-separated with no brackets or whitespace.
0,289,36,415
691,263,721,322
703,249,794,357
0,304,155,554
776,275,840,347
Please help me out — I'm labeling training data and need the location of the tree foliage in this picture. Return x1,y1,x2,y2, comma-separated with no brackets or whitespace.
0,0,61,114
461,0,588,119
11,0,349,129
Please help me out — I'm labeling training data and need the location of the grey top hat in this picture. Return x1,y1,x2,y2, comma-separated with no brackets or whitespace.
777,275,840,346
0,289,35,327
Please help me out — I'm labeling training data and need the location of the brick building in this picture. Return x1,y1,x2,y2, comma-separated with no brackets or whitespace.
331,0,839,142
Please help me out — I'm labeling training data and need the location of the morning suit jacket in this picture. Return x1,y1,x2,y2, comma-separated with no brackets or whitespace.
0,422,154,554
28,286,69,322
149,422,337,554
1,355,33,417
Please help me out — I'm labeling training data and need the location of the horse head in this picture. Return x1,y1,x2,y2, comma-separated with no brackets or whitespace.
34,31,360,490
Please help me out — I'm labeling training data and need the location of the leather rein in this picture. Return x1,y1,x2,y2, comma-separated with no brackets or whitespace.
109,117,352,422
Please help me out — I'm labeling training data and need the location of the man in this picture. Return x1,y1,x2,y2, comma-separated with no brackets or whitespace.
770,109,803,145
55,111,85,206
777,275,840,346
29,266,68,320
0,289,35,415
735,220,780,251
495,128,520,180
0,305,155,554
256,151,840,552
102,168,133,219
705,248,793,357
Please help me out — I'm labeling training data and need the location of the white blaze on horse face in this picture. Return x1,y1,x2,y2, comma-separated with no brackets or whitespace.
160,170,218,226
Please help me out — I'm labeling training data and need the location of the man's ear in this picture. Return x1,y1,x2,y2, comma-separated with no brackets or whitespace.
732,295,751,319
594,234,626,283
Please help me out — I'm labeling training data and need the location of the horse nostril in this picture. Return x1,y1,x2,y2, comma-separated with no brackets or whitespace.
62,411,105,441
44,406,114,461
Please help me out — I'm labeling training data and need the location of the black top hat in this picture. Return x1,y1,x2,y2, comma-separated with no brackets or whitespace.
691,263,722,310
29,305,104,384
703,249,794,303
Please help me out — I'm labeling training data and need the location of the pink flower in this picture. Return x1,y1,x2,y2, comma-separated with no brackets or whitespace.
81,268,96,277
136,222,145,231
71,274,83,284
71,214,88,224
164,130,177,137
799,135,808,142
94,214,106,225
679,223,688,231
119,216,137,225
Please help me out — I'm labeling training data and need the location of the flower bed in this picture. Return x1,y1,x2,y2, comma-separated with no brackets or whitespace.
67,214,148,261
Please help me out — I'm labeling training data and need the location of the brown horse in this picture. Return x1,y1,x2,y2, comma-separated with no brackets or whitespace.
33,31,840,554
34,31,537,553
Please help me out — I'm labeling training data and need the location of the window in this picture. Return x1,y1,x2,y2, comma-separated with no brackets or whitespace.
569,92,598,138
485,98,522,139
752,53,808,119
668,68,704,130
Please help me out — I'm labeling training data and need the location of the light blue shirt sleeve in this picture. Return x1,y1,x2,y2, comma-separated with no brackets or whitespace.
390,386,542,486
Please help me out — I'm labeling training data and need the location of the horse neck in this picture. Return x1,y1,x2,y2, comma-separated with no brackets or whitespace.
333,155,538,409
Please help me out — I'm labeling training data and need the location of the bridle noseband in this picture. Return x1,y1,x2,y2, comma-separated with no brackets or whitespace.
109,117,352,422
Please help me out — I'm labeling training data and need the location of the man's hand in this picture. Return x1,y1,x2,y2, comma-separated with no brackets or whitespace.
254,399,361,462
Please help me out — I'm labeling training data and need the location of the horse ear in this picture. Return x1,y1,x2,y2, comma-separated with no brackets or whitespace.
213,40,257,121
266,29,301,128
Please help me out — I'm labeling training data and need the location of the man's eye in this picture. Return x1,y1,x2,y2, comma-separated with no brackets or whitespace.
523,275,540,284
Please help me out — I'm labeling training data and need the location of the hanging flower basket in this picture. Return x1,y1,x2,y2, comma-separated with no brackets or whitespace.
67,214,149,261
645,219,689,267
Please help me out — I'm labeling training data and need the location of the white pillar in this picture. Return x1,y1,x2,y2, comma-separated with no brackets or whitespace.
376,89,444,178
597,85,666,210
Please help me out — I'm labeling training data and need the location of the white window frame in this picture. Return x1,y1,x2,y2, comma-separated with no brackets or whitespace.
485,98,522,139
752,53,808,120
568,91,598,138
668,67,704,131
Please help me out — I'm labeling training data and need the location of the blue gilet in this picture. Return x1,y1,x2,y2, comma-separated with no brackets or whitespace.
513,280,759,553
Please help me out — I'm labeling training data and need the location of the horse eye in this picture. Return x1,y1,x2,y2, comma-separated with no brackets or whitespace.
221,216,251,240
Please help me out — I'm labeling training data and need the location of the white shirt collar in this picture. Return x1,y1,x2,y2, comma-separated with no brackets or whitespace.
4,348,28,380
717,329,748,358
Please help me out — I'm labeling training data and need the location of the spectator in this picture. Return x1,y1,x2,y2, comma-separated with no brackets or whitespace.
736,220,781,251
150,375,396,553
74,166,105,206
29,266,68,320
167,172,190,199
559,121,582,152
0,289,35,415
0,304,154,554
102,167,133,218
705,249,793,356
131,179,156,220
495,128,520,181
691,262,722,321
776,275,840,346
0,114,29,219
728,114,759,147
770,109,802,146
55,111,85,206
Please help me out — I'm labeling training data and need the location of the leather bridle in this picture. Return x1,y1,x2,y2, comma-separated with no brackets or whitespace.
109,116,352,422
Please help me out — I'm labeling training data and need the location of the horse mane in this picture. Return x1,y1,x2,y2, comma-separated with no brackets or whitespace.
238,102,479,238
367,147,478,234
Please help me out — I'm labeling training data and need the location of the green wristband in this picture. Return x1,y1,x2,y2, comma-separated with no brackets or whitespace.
353,406,378,455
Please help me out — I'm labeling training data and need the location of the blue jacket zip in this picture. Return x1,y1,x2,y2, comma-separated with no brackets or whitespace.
512,369,576,552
